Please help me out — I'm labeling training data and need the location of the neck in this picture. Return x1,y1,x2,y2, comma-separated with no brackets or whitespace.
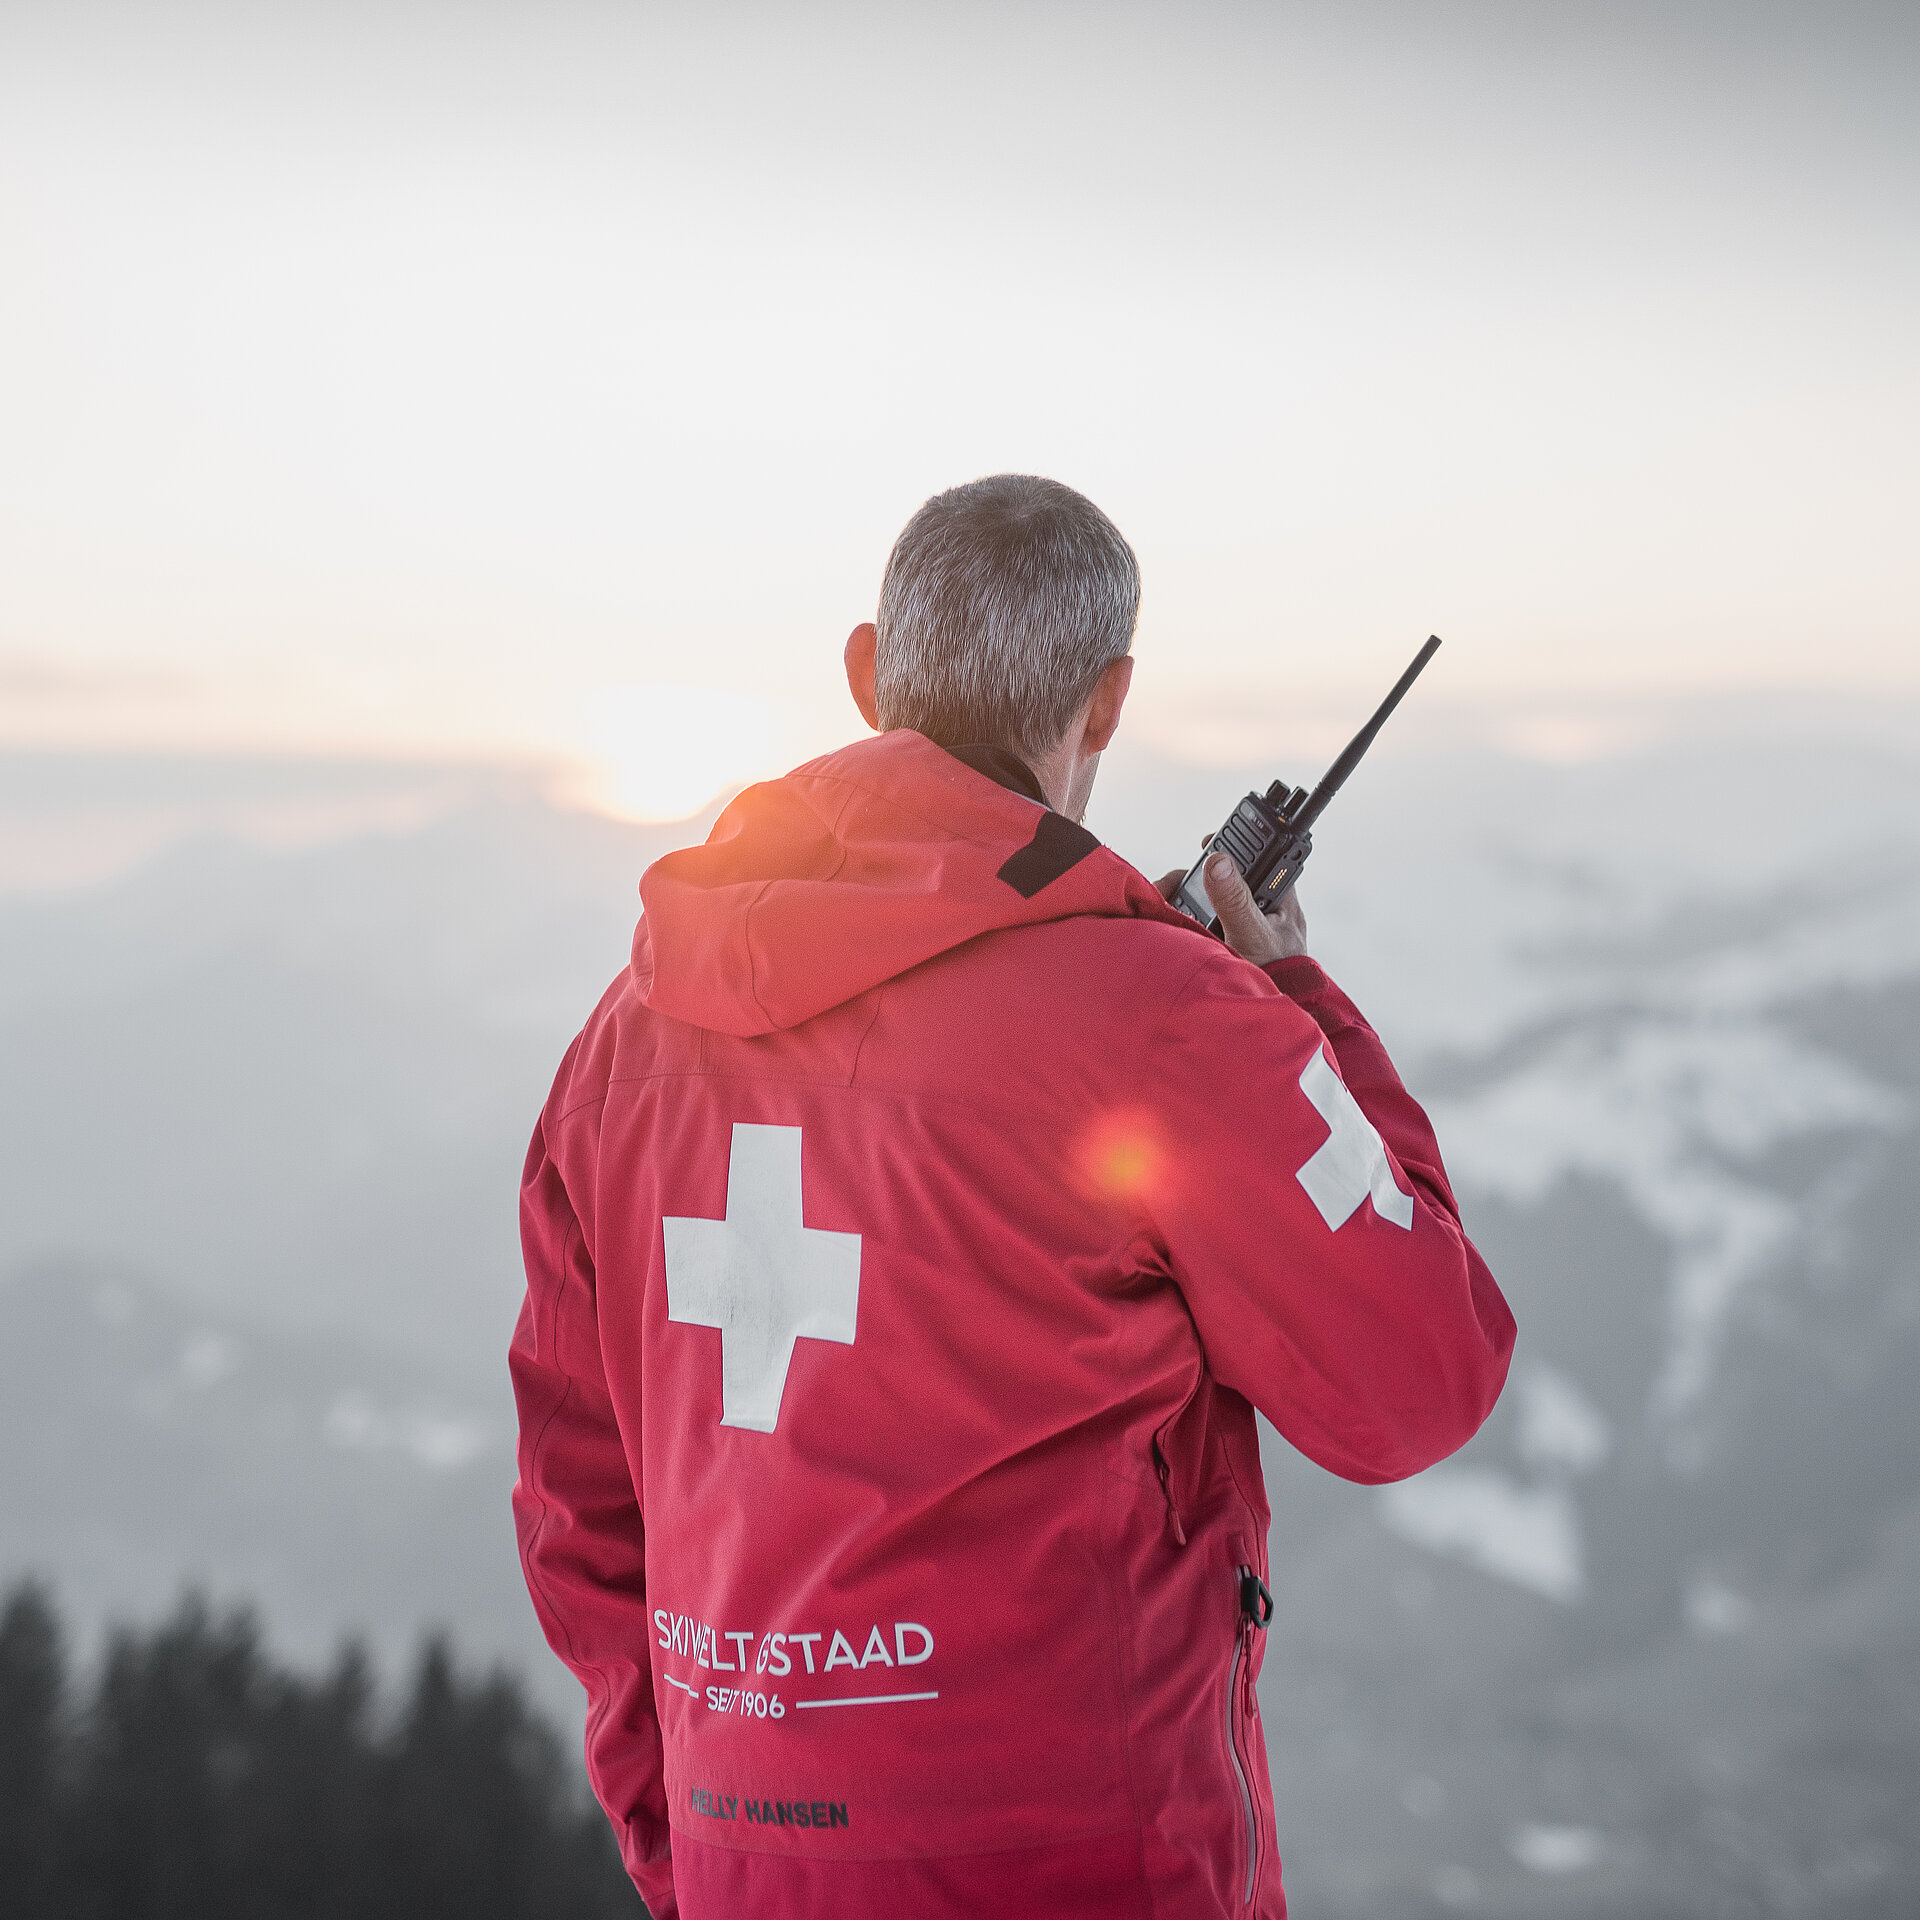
1027,741,1096,822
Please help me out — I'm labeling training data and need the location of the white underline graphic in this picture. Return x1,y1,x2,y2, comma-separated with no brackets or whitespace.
793,1691,939,1709
663,1674,700,1697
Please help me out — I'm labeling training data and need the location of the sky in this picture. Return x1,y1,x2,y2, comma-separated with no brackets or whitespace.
1,0,1915,817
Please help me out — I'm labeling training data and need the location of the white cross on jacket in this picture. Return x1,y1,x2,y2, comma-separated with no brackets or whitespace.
663,1122,862,1432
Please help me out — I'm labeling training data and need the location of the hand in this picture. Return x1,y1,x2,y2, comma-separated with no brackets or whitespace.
1157,849,1309,965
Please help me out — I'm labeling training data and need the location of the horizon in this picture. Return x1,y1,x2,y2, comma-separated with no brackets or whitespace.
3,681,1918,895
4,0,1915,822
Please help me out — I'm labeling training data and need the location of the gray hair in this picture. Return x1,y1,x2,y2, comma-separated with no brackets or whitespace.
874,474,1140,762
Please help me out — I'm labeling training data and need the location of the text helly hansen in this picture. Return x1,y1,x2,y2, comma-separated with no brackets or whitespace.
512,730,1514,1919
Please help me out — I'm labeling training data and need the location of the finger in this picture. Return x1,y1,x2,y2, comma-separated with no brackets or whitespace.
1202,853,1275,958
1155,869,1186,902
1269,888,1309,958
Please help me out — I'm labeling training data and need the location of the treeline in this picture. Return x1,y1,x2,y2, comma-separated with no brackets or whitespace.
0,1580,644,1919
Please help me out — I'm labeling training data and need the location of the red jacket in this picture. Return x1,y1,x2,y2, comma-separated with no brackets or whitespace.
511,730,1513,1919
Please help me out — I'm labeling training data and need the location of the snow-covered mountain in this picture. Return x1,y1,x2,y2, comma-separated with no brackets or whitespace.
0,778,709,1377
0,1257,540,1701
1215,738,1920,1916
2,725,1916,1914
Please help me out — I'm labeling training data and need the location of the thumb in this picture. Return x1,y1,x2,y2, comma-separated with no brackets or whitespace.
1202,853,1269,952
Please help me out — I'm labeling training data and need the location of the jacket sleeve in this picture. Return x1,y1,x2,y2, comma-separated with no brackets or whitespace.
510,1082,678,1918
1145,949,1514,1484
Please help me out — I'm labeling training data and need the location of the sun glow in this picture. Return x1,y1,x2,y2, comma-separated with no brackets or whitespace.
569,686,777,824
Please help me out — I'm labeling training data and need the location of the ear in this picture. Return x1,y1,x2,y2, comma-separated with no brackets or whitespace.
844,622,880,731
1081,655,1134,753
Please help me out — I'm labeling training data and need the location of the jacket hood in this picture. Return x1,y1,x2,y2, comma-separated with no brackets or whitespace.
634,729,1196,1036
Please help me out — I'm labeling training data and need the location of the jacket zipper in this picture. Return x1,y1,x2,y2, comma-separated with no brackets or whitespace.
1229,1565,1273,1906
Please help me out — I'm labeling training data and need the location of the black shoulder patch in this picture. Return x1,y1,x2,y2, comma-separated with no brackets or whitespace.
997,811,1101,898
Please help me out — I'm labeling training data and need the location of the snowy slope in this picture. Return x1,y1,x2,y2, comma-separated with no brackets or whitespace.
0,1259,550,1704
3,731,1917,1913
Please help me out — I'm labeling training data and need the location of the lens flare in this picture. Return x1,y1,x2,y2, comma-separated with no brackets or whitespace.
1078,1109,1169,1204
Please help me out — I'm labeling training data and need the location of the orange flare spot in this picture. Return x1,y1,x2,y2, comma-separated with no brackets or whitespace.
1078,1109,1168,1202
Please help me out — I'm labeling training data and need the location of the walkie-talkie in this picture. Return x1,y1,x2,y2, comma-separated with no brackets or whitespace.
1171,636,1442,934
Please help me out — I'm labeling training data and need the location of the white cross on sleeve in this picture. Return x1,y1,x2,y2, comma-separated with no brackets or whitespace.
663,1124,862,1432
1294,1048,1415,1232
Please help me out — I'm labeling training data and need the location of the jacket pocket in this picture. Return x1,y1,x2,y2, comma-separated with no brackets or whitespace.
1150,1369,1210,1547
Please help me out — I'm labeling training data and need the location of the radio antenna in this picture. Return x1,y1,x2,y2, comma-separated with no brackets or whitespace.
1289,635,1441,833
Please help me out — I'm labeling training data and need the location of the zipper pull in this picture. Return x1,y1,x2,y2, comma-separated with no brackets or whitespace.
1237,1565,1273,1629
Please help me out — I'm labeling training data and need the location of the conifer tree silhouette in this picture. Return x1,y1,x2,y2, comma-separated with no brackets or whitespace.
0,1582,64,1920
0,1581,643,1919
372,1632,641,1918
66,1595,268,1920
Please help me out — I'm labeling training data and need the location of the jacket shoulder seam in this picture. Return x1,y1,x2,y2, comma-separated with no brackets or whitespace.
553,1089,610,1128
1142,945,1242,1060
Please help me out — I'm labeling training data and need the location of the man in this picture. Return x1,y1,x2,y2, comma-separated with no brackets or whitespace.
511,475,1514,1919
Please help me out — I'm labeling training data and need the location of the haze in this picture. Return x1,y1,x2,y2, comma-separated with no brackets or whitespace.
6,12,1920,1904
3,0,1915,814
